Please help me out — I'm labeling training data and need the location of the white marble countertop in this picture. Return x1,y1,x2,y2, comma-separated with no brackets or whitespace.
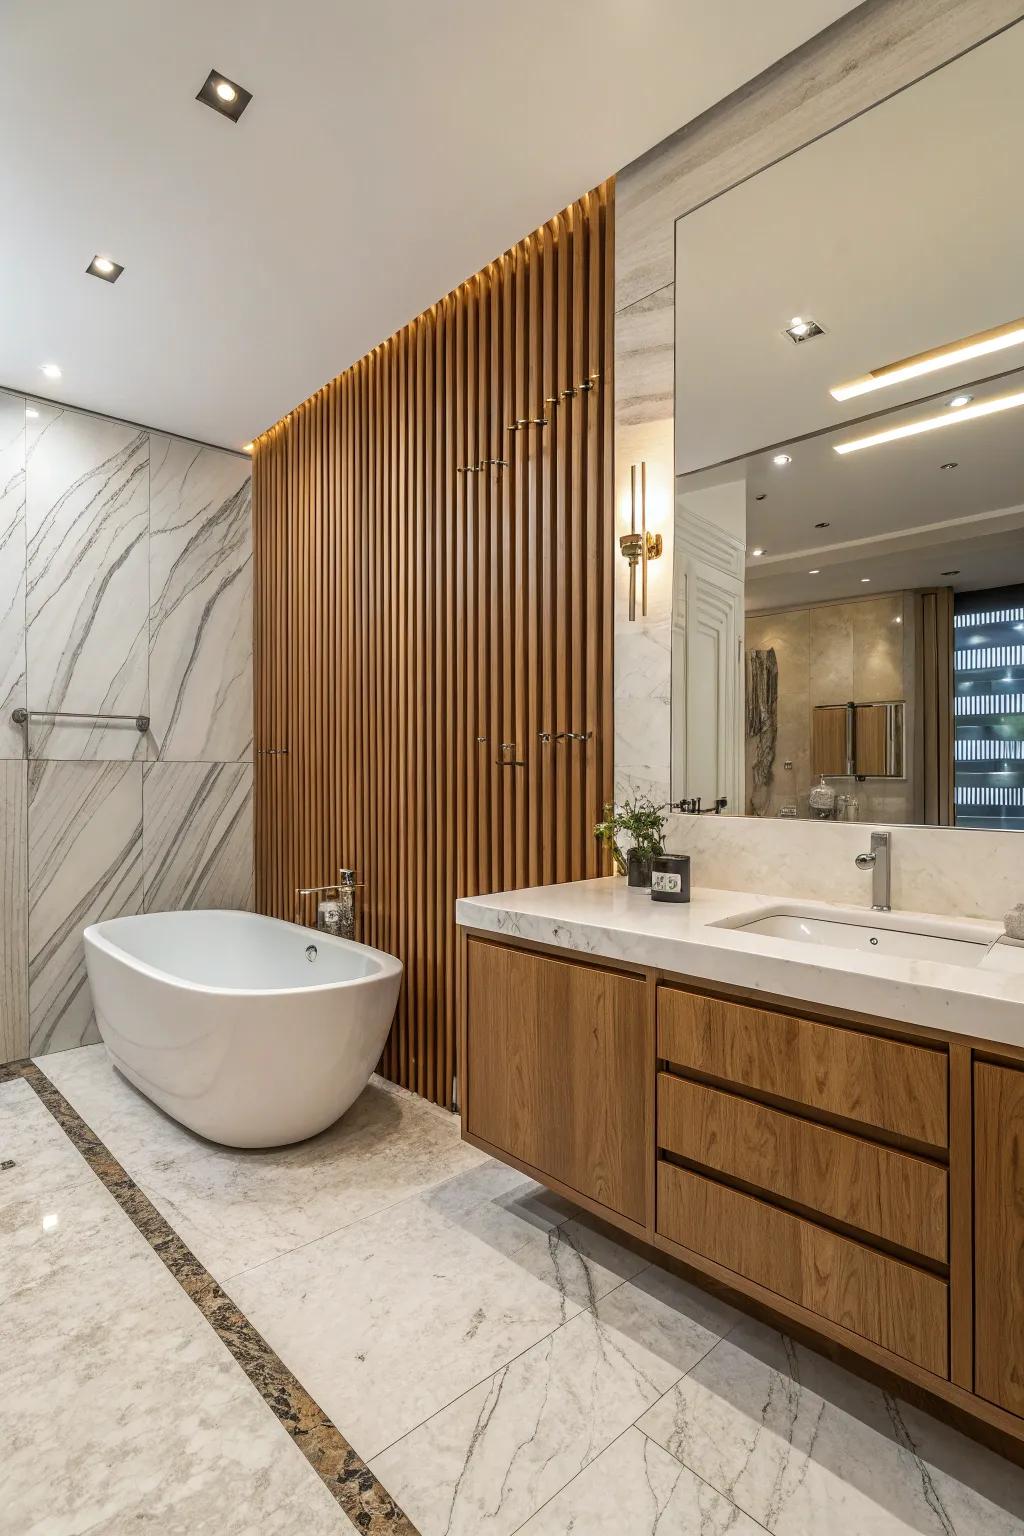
456,877,1024,1047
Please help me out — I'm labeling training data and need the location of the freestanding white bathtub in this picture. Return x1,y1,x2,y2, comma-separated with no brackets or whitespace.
83,910,403,1148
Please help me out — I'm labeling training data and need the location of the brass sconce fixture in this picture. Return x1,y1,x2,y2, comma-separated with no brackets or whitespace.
619,461,662,620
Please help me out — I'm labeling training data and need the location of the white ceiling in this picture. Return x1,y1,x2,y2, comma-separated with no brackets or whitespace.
676,22,1024,474
0,0,857,450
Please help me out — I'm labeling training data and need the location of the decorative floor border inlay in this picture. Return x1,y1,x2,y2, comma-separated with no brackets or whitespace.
0,1057,420,1535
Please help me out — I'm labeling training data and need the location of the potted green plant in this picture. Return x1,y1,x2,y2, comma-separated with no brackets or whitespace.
594,796,667,888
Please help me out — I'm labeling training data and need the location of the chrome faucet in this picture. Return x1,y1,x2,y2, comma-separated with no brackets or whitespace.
855,830,891,912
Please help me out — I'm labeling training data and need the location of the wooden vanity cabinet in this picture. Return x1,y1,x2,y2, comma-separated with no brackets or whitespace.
975,1062,1024,1417
461,931,1024,1459
463,938,652,1227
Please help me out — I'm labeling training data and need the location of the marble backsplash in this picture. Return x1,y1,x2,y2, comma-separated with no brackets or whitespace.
0,389,253,1061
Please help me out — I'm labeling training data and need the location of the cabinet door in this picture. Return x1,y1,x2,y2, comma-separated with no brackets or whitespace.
466,939,650,1224
975,1062,1024,1415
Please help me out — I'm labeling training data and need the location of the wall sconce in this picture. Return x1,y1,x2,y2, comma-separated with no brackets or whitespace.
619,461,663,620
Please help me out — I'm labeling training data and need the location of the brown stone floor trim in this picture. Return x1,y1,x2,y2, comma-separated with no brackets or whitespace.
1,1057,420,1534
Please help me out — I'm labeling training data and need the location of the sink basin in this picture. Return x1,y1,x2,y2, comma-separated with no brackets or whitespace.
713,903,998,968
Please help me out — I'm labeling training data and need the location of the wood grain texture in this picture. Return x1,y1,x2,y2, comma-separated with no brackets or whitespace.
657,1161,949,1377
657,1073,947,1262
465,938,651,1225
948,1042,974,1391
657,985,949,1147
252,185,614,1105
974,1060,1024,1415
811,706,849,777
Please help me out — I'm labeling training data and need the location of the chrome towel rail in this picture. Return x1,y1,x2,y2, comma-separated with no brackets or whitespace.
12,707,149,732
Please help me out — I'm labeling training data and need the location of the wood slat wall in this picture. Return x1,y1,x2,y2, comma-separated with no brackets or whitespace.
252,182,614,1105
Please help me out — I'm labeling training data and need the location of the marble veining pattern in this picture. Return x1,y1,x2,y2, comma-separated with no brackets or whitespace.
149,434,253,763
0,761,29,1061
142,760,253,912
27,760,142,1054
25,404,149,762
0,390,26,759
7,1047,1024,1533
3,1057,418,1534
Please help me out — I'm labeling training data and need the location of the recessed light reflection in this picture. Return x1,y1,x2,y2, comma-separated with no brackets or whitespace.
948,394,973,408
41,363,61,380
42,1212,59,1234
861,577,871,583
808,569,820,575
772,453,792,466
751,547,765,557
26,407,39,419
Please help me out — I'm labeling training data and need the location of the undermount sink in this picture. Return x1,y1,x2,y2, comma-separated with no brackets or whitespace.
712,903,1003,968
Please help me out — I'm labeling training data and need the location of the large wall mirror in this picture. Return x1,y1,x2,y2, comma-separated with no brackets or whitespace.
671,23,1024,832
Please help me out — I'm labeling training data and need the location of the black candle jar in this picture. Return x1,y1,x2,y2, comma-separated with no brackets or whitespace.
651,853,690,903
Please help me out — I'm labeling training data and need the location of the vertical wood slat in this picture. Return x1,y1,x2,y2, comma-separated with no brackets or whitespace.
252,181,613,1106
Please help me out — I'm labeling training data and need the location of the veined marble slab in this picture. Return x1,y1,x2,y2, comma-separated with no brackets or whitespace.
27,760,142,1055
0,391,26,759
149,435,252,762
638,1316,1024,1535
0,761,28,1061
25,405,149,761
456,875,1024,1046
143,760,253,912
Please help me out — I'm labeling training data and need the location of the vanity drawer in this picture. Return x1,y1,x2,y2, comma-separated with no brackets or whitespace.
657,1162,948,1377
657,1074,947,1262
657,986,948,1148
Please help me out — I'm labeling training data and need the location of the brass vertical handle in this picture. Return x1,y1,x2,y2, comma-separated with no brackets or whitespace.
640,461,649,618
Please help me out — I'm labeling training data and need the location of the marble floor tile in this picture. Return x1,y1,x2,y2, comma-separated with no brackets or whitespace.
27,760,142,1054
0,389,26,761
372,1266,731,1536
517,1426,765,1536
0,1077,93,1211
638,1316,1024,1535
24,403,149,762
148,434,252,764
143,760,254,911
229,1177,651,1462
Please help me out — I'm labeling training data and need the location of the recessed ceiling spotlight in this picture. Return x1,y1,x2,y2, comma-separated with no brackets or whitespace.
808,568,820,575
940,461,959,471
772,453,792,466
196,69,253,122
942,569,961,576
948,393,973,408
814,520,830,529
785,316,824,343
40,363,61,380
25,406,39,419
754,492,767,501
860,577,871,583
894,616,903,624
242,442,254,453
751,547,765,557
86,254,124,283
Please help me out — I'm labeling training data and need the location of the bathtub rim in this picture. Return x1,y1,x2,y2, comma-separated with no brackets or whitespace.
84,910,403,1000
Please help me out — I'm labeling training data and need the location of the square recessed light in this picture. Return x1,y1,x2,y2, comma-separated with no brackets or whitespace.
86,255,124,283
784,316,824,343
196,69,252,122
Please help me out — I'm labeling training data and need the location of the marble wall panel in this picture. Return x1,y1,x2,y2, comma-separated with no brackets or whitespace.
143,761,253,913
27,761,142,1055
0,391,26,759
149,436,252,763
25,405,149,761
0,761,28,1061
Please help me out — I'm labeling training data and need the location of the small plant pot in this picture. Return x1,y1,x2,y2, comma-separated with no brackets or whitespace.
626,848,653,888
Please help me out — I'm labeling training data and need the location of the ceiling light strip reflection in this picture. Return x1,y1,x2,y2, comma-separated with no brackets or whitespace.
830,318,1024,402
833,389,1024,455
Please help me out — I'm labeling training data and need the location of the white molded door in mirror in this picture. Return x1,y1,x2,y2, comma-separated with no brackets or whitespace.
670,22,1024,832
